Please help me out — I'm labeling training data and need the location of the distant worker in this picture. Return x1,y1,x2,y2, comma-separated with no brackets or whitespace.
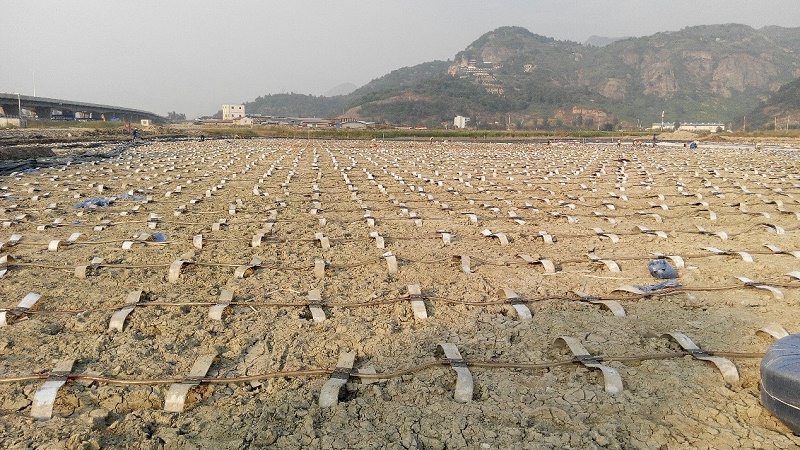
652,135,657,147
617,139,621,147
200,134,205,142
132,128,139,141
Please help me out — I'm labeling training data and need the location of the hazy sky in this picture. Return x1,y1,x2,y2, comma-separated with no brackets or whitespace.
3,1,799,119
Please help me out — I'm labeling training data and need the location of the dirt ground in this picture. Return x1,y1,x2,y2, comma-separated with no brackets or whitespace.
1,138,800,449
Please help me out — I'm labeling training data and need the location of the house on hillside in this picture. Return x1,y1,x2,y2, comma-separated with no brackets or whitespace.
454,116,470,128
222,104,245,120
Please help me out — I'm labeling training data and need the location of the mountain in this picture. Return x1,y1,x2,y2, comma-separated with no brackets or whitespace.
583,35,629,47
244,24,800,129
746,77,800,129
324,83,358,97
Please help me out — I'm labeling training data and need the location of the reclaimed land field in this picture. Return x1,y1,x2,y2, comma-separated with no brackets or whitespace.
1,137,800,449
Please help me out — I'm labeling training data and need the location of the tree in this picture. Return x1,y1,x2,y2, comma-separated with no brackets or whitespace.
167,111,186,122
600,122,614,131
673,121,681,131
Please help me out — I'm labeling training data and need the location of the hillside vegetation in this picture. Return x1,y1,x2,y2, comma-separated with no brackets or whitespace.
247,24,800,129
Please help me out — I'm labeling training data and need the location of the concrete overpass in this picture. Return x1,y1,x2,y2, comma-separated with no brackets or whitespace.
0,93,166,123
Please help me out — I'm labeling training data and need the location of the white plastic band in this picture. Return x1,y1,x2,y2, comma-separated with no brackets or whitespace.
661,332,739,384
736,276,783,299
384,252,398,274
369,231,385,249
408,284,427,319
0,254,14,278
164,354,217,413
315,232,330,250
31,359,75,420
108,290,142,332
307,289,326,322
314,259,326,280
319,352,356,408
0,292,41,327
554,336,622,394
209,289,233,320
455,255,471,274
437,343,473,403
168,260,190,283
497,288,531,320
758,322,789,340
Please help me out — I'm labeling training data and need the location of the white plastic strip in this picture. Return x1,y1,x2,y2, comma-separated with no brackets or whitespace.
319,352,356,408
307,289,326,322
168,260,190,283
633,225,668,239
314,259,326,280
661,332,739,384
383,251,398,274
108,290,142,332
497,288,531,320
234,257,262,279
0,292,41,327
764,244,800,259
588,254,620,272
407,284,427,319
209,289,233,320
164,354,217,413
650,253,685,269
437,343,473,403
369,231,385,249
0,254,14,278
786,271,800,281
758,322,789,340
315,232,331,250
554,336,622,394
31,359,75,420
517,254,556,273
481,229,508,246
736,276,783,299
592,228,619,243
454,255,471,274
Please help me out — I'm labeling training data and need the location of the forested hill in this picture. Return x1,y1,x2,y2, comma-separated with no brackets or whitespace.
747,76,800,130
245,24,800,129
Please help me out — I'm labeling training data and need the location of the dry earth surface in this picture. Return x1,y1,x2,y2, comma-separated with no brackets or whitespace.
1,137,800,449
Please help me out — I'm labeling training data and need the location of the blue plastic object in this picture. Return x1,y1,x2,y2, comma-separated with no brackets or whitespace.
647,259,678,279
761,334,800,433
634,279,681,293
74,197,115,208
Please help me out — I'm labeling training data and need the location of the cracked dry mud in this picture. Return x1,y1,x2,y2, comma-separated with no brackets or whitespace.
1,138,800,449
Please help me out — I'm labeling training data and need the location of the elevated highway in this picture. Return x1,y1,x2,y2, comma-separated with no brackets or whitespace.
0,93,166,123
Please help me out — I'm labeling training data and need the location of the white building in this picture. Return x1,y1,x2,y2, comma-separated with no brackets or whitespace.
222,104,245,121
679,123,726,132
454,115,469,129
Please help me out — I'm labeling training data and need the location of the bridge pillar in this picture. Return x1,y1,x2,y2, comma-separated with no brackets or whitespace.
3,104,21,117
34,106,52,120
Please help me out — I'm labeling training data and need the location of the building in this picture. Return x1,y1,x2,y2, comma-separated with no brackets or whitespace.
454,115,469,129
222,104,245,121
650,123,676,131
679,123,726,132
650,122,726,132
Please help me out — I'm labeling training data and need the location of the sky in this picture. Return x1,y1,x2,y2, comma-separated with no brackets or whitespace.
3,1,799,119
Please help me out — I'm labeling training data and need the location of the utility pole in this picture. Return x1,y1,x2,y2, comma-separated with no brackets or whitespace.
775,116,778,131
661,111,665,131
743,116,746,133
